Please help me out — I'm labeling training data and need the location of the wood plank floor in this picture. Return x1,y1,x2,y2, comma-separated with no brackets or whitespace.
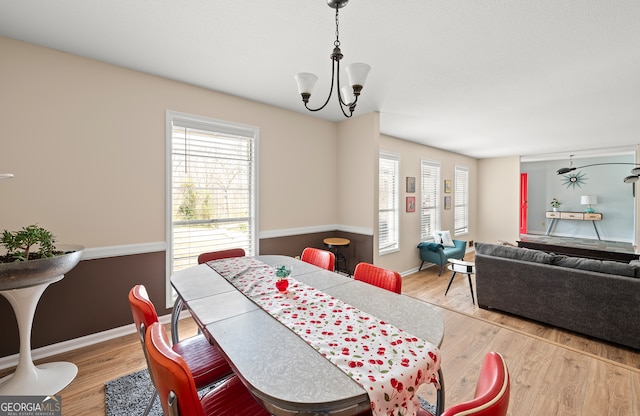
1,255,638,415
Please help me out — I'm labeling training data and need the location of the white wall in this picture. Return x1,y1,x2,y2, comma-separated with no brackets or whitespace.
477,156,521,245
376,135,478,273
336,112,379,234
522,153,636,242
0,36,339,248
4,35,589,274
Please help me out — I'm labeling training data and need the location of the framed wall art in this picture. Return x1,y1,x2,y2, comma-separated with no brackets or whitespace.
406,196,416,212
406,177,415,193
444,196,451,210
444,179,452,194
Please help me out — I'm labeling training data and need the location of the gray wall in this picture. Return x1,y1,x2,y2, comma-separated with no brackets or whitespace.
522,154,636,242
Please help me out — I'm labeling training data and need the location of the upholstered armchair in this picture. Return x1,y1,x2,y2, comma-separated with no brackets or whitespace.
417,239,467,275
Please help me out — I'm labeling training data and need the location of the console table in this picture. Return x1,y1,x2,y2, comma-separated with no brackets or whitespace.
545,211,602,240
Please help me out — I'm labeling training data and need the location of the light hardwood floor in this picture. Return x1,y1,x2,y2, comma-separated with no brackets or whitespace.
2,256,639,415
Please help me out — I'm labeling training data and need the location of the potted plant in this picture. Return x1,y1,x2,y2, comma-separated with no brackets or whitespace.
0,224,83,290
550,198,561,212
0,224,83,395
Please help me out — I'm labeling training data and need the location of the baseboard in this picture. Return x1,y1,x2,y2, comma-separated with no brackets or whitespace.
0,312,177,371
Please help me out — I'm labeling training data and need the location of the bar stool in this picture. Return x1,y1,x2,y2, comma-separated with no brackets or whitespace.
323,237,351,276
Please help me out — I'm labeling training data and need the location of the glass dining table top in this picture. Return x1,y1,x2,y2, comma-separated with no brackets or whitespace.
171,255,444,416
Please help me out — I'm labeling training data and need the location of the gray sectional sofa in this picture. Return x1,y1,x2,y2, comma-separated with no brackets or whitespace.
474,242,640,350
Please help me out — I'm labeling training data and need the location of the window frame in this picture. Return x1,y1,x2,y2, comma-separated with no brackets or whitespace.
165,110,259,307
378,151,400,255
420,160,441,241
454,165,469,236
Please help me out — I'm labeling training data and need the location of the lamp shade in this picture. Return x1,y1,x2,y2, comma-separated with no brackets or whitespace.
345,63,371,88
581,195,597,205
0,173,14,180
294,72,318,95
341,85,355,105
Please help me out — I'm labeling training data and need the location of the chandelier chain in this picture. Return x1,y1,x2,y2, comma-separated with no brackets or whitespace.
334,8,340,47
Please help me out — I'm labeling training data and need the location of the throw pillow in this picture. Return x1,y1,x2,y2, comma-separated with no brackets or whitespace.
433,230,455,247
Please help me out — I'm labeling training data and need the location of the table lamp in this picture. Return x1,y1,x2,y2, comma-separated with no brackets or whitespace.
581,195,597,213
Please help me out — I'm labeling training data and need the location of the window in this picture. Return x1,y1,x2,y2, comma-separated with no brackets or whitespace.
454,165,469,235
166,111,257,303
420,160,440,240
379,152,400,254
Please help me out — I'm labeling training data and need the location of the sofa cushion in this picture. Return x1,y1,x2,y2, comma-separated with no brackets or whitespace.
475,242,554,264
630,260,640,278
553,255,636,277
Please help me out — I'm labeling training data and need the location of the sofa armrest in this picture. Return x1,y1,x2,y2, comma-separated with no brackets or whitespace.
417,242,446,265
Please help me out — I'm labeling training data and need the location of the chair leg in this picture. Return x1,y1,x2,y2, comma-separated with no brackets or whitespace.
143,388,158,416
435,368,445,416
170,296,184,345
438,264,444,276
444,272,456,296
419,261,424,272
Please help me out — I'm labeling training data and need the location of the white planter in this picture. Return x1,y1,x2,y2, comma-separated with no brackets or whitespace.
0,245,83,395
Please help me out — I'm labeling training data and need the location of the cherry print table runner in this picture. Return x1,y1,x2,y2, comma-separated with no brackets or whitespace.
207,257,441,416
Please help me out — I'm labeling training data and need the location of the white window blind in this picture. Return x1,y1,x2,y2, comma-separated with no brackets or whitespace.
421,160,440,240
454,165,469,235
167,112,257,277
379,152,400,254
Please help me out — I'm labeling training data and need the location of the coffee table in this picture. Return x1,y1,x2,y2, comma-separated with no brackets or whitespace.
445,258,476,304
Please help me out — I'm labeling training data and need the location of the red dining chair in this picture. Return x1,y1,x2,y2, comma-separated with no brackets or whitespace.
145,321,270,416
197,247,246,264
301,247,335,271
353,262,402,294
129,285,233,416
418,352,510,416
171,248,246,343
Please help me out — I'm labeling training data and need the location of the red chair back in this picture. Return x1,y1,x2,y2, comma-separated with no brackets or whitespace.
301,247,335,271
198,248,246,264
129,285,159,343
441,352,510,416
145,322,206,416
353,262,402,294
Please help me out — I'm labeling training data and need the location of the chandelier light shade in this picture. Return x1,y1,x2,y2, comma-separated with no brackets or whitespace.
623,167,640,183
295,0,371,118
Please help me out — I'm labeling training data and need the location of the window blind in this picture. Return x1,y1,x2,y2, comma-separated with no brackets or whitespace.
168,112,257,274
379,152,400,254
421,160,440,240
454,165,469,235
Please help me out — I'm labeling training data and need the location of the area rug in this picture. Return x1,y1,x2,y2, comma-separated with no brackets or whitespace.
105,369,161,416
105,369,436,415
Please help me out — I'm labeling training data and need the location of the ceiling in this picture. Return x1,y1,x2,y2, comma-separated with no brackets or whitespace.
1,0,639,159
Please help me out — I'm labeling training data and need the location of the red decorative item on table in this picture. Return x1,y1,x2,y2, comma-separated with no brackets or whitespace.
274,264,292,292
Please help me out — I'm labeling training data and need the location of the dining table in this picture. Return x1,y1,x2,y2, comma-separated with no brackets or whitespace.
171,255,445,416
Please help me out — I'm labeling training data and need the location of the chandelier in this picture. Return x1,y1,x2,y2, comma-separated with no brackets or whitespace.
294,0,371,118
556,155,640,183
